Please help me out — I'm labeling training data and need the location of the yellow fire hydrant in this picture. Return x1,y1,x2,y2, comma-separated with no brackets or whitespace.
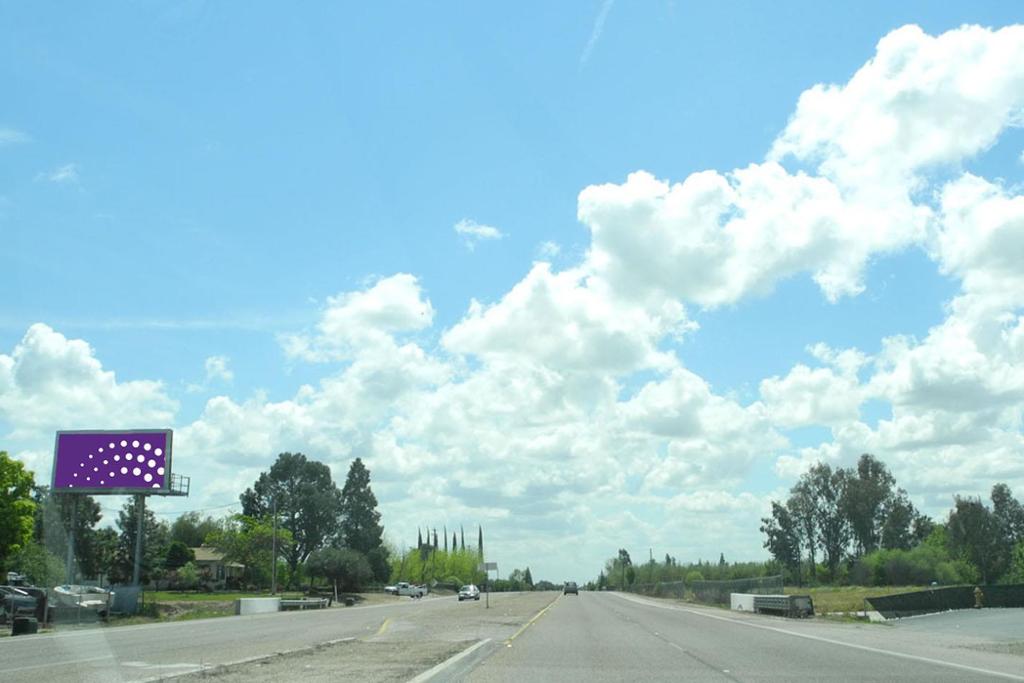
974,586,984,609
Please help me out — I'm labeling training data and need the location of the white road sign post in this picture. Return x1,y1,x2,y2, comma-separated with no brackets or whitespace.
478,562,498,608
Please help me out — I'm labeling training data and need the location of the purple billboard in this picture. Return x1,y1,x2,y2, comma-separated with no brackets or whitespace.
52,430,172,494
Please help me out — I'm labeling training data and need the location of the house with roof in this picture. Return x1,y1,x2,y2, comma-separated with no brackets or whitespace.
190,547,245,589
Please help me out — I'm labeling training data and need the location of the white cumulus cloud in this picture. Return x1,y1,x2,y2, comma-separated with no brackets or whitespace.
280,273,435,362
454,218,505,250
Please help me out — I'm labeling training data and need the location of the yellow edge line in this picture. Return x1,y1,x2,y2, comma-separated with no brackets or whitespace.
504,593,561,646
375,617,391,636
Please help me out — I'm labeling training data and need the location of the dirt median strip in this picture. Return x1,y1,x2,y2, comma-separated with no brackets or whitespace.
406,639,492,683
158,639,478,683
141,592,562,682
133,636,357,682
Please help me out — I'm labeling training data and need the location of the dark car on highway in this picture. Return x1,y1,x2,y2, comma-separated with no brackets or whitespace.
563,581,579,595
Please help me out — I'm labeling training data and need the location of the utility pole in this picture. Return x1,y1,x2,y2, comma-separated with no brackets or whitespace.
271,496,278,595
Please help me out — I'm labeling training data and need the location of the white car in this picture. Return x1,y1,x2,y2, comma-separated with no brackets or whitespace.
458,584,480,601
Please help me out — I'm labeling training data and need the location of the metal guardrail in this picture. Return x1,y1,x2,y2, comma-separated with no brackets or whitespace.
279,597,330,610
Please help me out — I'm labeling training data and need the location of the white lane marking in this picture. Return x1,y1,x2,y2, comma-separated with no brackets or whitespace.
407,638,492,683
122,661,199,669
611,593,1024,681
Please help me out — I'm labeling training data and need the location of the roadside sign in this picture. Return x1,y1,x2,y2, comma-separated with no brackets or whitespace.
478,562,497,571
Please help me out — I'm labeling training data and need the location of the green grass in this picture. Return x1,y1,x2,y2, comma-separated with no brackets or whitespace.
104,590,304,626
785,585,926,614
111,605,234,626
145,590,304,602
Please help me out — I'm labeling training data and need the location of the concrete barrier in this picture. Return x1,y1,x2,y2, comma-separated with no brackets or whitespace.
730,593,757,612
235,597,281,615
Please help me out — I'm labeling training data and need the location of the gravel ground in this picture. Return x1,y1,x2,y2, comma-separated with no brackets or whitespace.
173,592,559,683
176,639,473,682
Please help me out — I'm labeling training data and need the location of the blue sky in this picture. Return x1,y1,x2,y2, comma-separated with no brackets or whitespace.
3,2,1024,580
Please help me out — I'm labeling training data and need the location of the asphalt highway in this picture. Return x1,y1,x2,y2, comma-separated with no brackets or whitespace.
463,592,1024,682
4,591,1022,682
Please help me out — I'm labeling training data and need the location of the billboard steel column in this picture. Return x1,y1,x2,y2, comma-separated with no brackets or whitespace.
132,494,145,586
65,494,77,583
271,496,277,595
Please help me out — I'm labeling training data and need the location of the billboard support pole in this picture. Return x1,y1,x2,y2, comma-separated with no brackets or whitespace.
65,494,77,583
132,494,145,586
271,496,277,595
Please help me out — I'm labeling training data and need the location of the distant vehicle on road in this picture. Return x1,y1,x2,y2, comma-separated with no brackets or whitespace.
563,581,579,595
384,582,427,598
458,584,481,601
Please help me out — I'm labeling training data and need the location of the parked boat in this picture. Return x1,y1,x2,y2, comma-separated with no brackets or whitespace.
52,585,115,616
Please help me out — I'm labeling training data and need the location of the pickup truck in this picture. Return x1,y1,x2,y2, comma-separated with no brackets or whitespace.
384,582,427,598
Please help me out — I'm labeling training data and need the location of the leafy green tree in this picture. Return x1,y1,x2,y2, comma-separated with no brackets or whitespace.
1006,542,1024,584
761,500,802,584
169,511,222,548
787,482,819,582
240,452,343,584
165,541,195,570
112,497,170,584
366,546,390,585
806,463,850,581
177,561,199,590
880,489,917,551
609,548,632,589
10,541,66,587
32,488,104,579
307,547,372,598
947,496,1004,583
389,546,483,586
991,483,1024,547
911,512,935,545
92,528,119,582
508,568,532,590
339,458,385,558
207,514,292,588
0,451,36,575
842,454,895,555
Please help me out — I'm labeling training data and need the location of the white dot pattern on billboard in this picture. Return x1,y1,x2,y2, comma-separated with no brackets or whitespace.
54,431,170,491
